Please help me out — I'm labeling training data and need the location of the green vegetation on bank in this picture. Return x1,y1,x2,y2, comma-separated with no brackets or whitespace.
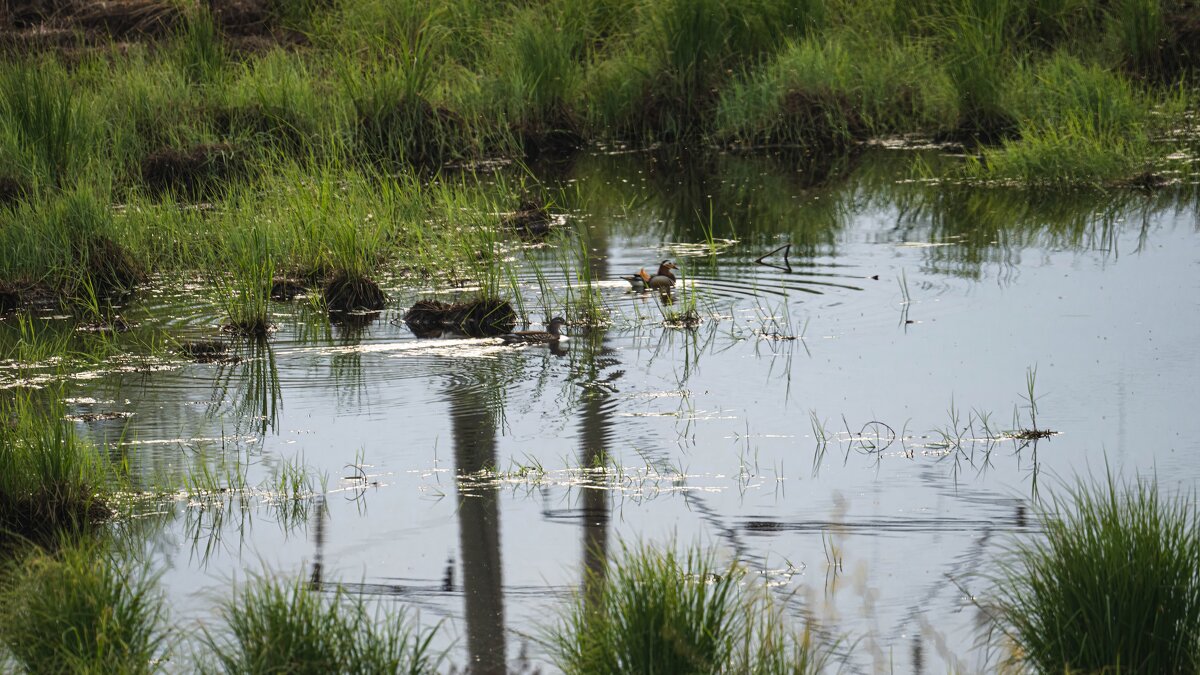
0,0,1194,311
1,0,1196,194
992,474,1200,673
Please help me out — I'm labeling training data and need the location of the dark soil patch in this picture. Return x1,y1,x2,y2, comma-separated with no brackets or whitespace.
141,143,244,197
0,175,29,205
71,0,183,39
776,88,868,153
403,298,516,337
502,199,555,237
269,276,307,302
518,111,585,161
178,339,239,363
0,491,111,543
79,236,144,296
323,272,386,313
0,282,56,313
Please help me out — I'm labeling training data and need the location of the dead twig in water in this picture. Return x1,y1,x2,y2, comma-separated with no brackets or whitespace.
755,244,792,272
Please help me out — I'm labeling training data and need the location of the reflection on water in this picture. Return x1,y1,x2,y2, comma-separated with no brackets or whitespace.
10,149,1198,672
450,372,507,674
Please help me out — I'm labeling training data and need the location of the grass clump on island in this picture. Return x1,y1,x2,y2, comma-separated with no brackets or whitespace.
206,574,442,674
0,539,169,675
992,474,1200,673
0,392,124,540
551,542,825,674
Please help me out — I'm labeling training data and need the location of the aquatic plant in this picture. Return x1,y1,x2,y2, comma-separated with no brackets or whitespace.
0,392,119,539
207,575,441,674
551,542,825,674
212,226,274,336
0,540,169,674
992,474,1200,673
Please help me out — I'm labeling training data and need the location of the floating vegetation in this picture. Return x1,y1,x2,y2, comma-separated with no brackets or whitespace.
176,339,237,364
452,460,700,500
662,308,703,329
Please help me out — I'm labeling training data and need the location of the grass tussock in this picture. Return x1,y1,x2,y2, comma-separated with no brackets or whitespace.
993,474,1200,673
0,392,120,539
0,540,168,675
207,575,441,674
551,542,825,674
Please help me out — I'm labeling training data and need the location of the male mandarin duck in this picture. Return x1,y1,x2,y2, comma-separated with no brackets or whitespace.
647,260,679,290
620,268,652,291
500,316,567,345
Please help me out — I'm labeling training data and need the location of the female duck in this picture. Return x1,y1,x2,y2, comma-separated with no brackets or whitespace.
500,317,567,345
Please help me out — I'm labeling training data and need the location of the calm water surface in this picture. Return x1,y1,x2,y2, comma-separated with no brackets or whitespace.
21,149,1200,673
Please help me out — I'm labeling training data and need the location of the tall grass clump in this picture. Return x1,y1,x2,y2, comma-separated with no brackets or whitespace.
1107,0,1168,77
175,7,227,85
584,0,821,141
993,474,1200,673
551,542,825,674
484,5,585,154
212,225,274,336
715,35,957,151
0,60,94,189
208,575,441,674
936,0,1018,140
341,55,472,168
0,185,146,299
0,392,119,539
0,540,168,674
217,51,334,155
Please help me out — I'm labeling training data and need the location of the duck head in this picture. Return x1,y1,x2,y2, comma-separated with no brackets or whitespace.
655,260,679,279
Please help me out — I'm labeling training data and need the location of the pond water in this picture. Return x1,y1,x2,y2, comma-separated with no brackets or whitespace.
17,148,1200,673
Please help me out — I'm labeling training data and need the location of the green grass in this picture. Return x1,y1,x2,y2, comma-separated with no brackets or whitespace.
0,539,168,674
551,542,825,674
207,575,441,674
0,392,122,539
993,474,1200,673
0,60,94,190
212,225,274,336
